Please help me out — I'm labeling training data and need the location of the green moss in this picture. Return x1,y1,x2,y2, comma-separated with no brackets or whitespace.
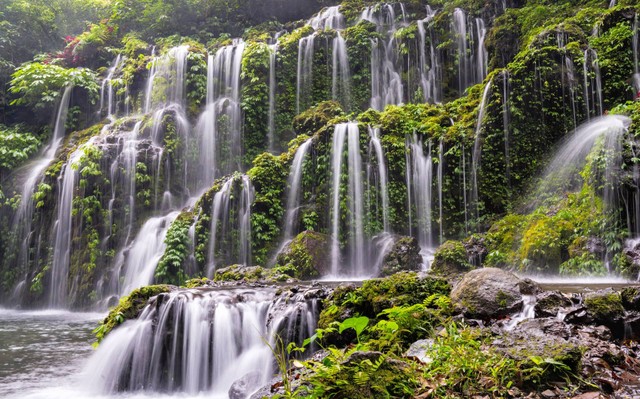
94,284,171,343
584,292,625,322
431,240,472,276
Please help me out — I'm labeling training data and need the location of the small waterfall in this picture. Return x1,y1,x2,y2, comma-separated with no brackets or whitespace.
12,86,72,290
117,211,181,296
583,48,603,119
296,34,316,114
417,6,441,104
84,287,320,395
452,9,488,94
332,32,351,110
406,134,434,266
196,40,245,184
144,46,189,112
99,54,125,120
49,138,96,308
368,127,389,232
363,3,405,110
282,139,313,243
330,123,367,277
207,175,254,276
470,79,492,229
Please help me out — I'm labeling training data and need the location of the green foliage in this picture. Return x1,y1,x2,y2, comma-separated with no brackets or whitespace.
93,284,171,344
0,124,40,169
9,63,99,108
155,212,194,285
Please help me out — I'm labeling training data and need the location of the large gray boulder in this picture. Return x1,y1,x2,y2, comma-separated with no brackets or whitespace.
450,267,525,319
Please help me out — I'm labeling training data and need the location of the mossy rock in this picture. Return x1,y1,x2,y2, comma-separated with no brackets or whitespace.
431,240,473,277
379,236,422,277
450,268,523,320
94,284,172,343
275,230,331,279
584,291,625,324
318,272,450,329
213,265,293,283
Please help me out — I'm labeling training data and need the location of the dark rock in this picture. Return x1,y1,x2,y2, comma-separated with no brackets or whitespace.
432,240,473,277
229,371,263,399
536,291,574,318
379,235,422,276
275,230,331,279
450,268,523,320
464,235,488,266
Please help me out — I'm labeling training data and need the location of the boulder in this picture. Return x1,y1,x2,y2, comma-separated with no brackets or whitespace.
379,235,422,276
431,240,473,277
229,371,263,399
275,230,331,279
450,268,523,319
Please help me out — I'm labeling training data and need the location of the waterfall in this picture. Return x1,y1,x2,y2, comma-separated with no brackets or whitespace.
330,123,367,277
368,127,389,232
144,46,189,112
406,134,434,266
583,48,604,119
470,79,492,229
296,34,316,114
364,4,405,110
11,86,73,303
332,32,351,110
196,40,245,185
49,138,96,308
452,9,487,94
417,6,441,104
207,175,254,276
84,287,320,395
282,139,313,242
99,54,125,120
116,211,181,296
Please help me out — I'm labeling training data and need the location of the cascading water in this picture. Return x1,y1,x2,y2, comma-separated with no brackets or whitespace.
49,138,97,308
207,175,254,276
282,139,314,243
196,40,246,186
417,6,441,104
406,134,434,266
470,79,492,229
84,287,321,396
10,86,73,304
99,54,125,120
330,123,367,277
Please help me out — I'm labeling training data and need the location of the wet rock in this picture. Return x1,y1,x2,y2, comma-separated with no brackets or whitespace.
432,240,473,277
405,339,435,364
275,230,331,279
229,371,263,399
379,236,422,277
536,291,574,318
450,268,523,320
464,235,488,266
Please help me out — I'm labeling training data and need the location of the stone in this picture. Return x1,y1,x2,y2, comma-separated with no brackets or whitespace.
405,339,435,364
431,240,473,277
275,230,331,279
229,371,263,399
379,235,422,276
450,268,524,320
